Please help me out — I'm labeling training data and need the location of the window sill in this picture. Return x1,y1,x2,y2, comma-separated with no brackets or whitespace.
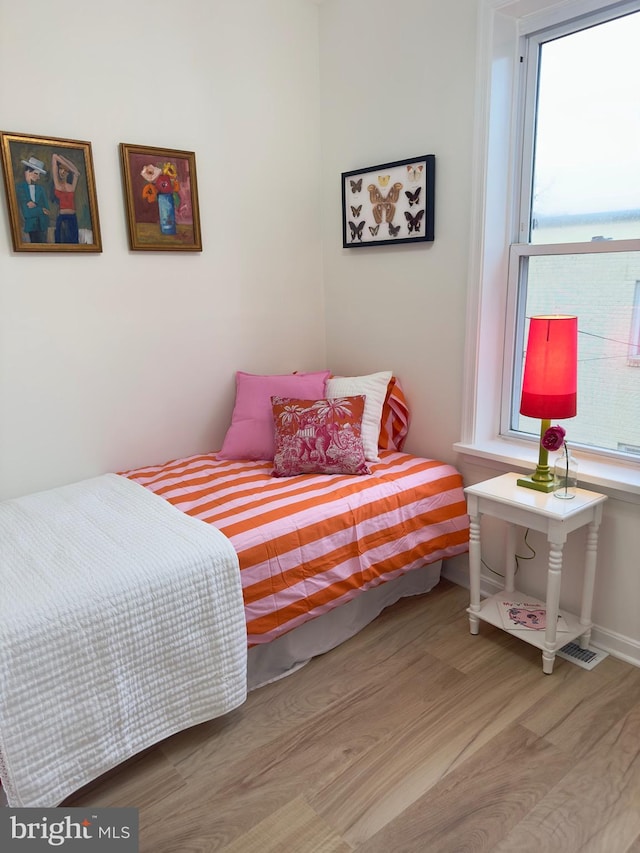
453,438,640,505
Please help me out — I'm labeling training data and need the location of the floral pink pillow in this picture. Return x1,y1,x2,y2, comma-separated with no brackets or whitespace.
271,395,371,477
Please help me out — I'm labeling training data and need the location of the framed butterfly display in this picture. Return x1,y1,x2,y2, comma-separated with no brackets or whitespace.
341,155,434,248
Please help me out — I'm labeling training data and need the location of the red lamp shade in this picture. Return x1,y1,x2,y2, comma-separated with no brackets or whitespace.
519,315,577,419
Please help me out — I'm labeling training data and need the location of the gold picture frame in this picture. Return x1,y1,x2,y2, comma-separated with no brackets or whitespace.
0,130,102,253
119,143,202,251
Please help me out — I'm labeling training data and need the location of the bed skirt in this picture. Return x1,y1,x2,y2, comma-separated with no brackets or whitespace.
246,560,442,690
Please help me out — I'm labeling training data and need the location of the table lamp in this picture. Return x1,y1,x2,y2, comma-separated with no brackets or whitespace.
517,314,577,492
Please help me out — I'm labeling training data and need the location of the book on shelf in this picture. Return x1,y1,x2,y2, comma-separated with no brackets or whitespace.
497,597,569,632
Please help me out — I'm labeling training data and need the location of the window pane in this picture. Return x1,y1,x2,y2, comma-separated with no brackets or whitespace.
530,12,640,244
513,252,640,457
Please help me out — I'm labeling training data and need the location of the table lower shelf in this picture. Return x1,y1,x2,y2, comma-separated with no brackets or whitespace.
468,590,590,652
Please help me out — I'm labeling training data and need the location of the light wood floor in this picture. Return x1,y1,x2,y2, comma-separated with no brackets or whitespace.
66,580,640,852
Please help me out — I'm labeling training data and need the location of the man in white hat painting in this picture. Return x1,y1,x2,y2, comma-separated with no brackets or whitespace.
16,155,50,242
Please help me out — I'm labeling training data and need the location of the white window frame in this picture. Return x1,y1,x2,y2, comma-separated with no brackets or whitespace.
629,281,640,366
454,0,640,502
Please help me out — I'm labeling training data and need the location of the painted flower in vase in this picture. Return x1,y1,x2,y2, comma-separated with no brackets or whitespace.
140,162,181,235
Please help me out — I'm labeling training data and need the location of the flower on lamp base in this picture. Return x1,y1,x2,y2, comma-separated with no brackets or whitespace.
542,425,577,499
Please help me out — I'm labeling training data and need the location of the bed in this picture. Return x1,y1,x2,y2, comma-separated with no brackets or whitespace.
0,373,469,807
122,374,469,688
124,448,469,689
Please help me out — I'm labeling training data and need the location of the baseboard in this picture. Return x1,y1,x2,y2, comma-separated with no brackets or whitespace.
588,627,640,668
441,562,640,669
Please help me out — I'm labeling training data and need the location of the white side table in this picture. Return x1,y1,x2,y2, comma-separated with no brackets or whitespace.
465,472,607,674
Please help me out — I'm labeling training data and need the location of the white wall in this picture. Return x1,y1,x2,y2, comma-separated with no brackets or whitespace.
0,0,326,499
319,0,479,466
318,0,639,666
317,0,480,634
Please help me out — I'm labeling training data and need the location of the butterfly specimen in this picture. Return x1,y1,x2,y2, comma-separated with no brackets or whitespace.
350,178,362,193
367,183,404,223
348,220,365,241
405,187,421,206
350,205,362,217
368,183,403,205
406,164,424,182
404,209,425,233
378,175,390,187
369,224,380,236
388,223,400,237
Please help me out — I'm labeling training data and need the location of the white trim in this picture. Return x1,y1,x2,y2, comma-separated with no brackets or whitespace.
500,239,640,442
516,0,640,35
460,0,640,496
511,238,640,257
484,0,640,31
454,438,640,503
460,3,496,445
629,281,640,364
462,3,520,445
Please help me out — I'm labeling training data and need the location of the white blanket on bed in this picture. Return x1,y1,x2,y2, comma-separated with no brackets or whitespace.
0,473,247,808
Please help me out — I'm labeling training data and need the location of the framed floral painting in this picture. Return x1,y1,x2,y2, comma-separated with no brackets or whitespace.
119,143,202,251
0,130,102,253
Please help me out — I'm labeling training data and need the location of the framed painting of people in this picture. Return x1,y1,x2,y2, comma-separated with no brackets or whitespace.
0,131,102,253
119,143,202,251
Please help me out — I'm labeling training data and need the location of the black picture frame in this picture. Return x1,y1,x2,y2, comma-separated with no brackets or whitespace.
341,154,435,248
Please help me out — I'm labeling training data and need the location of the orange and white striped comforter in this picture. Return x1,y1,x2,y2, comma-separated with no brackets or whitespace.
123,451,469,645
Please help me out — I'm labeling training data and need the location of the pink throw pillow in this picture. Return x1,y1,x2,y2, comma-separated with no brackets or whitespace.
271,395,371,477
218,371,331,460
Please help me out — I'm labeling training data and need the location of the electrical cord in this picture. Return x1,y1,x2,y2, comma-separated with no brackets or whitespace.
481,528,536,579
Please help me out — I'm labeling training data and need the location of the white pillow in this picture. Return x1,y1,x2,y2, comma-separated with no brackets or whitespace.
326,371,392,462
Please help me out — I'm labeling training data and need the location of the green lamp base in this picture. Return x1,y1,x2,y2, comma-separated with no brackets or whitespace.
516,474,555,493
516,418,555,492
